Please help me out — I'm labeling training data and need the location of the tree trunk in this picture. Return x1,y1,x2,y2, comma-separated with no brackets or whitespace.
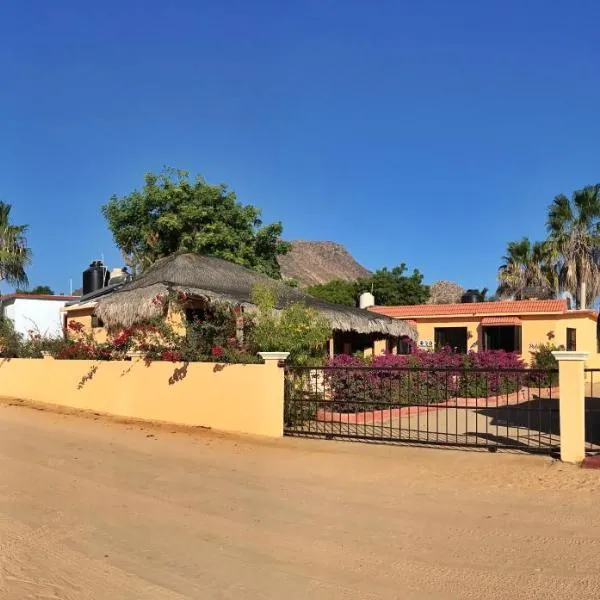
580,280,587,310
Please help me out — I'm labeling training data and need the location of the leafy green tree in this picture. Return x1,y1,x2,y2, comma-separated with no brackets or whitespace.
308,265,429,306
16,285,54,295
0,201,31,289
307,279,357,306
547,184,600,308
102,168,290,278
358,265,429,306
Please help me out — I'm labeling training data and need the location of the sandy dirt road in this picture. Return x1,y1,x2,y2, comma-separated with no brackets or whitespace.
0,399,599,599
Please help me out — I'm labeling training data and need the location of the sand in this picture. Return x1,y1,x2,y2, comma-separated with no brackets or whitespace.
0,398,599,599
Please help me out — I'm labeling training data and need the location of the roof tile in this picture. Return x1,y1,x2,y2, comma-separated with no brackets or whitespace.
369,299,569,319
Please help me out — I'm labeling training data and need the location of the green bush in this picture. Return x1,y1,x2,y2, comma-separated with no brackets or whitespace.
530,343,561,387
251,284,331,365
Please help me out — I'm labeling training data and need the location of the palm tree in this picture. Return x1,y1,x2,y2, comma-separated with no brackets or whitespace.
547,185,600,309
497,238,557,300
0,201,31,289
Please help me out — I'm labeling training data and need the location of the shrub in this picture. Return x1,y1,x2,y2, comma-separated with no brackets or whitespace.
251,284,331,365
0,318,23,357
530,343,561,387
323,349,528,412
458,351,526,397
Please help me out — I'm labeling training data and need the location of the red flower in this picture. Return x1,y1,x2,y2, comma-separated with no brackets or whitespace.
151,294,164,306
112,330,131,349
68,321,84,333
211,346,224,358
161,350,182,363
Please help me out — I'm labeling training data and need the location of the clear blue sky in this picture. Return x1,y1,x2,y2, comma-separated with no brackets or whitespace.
2,0,599,295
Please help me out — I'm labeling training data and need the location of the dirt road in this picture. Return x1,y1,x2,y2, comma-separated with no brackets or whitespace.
0,400,599,599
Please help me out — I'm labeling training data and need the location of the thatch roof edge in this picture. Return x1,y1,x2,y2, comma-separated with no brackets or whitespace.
93,282,415,338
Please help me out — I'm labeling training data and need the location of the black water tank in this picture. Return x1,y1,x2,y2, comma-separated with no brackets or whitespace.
82,261,108,295
461,291,480,303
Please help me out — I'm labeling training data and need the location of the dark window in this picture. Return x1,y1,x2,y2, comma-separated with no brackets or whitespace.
567,328,577,351
397,336,413,355
91,315,104,328
482,326,522,353
434,327,468,353
185,308,205,324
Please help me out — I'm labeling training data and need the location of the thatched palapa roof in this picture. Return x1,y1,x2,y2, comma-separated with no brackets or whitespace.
91,253,416,338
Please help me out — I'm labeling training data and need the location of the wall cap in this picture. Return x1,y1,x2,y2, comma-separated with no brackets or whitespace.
258,352,290,361
552,351,589,362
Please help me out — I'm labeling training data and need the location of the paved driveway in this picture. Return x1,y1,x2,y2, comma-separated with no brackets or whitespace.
1,399,600,599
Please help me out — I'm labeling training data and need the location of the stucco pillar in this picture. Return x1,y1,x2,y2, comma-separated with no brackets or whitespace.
258,352,290,438
552,351,588,463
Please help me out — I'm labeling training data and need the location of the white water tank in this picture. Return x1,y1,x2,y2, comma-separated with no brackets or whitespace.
359,291,375,309
108,267,131,285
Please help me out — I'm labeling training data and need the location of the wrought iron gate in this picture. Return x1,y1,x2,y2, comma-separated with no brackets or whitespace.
284,365,562,454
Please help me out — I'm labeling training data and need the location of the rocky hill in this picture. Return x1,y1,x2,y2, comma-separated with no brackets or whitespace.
278,240,370,287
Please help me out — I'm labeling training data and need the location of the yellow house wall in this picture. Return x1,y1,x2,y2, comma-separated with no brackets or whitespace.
414,318,481,352
0,358,285,437
413,312,600,368
65,307,108,343
520,316,558,361
557,314,600,371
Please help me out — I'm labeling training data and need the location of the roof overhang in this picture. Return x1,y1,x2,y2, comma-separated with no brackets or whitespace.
62,301,98,313
480,316,521,326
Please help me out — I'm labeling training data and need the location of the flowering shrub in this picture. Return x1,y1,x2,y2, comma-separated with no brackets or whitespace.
457,350,526,397
323,349,527,412
0,296,260,364
0,319,65,359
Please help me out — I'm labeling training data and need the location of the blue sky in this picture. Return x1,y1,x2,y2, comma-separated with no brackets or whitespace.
2,0,599,295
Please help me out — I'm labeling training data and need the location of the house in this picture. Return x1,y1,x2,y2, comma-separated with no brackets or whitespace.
64,253,415,356
370,298,600,366
0,294,79,338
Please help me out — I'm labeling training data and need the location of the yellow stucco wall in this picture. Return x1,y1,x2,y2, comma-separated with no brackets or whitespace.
0,358,285,437
65,306,108,343
65,300,190,343
414,318,480,353
412,312,599,367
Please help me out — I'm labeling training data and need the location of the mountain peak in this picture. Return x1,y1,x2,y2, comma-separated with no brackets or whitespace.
278,240,370,287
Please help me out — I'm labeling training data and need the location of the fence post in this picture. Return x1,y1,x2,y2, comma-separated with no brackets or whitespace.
552,351,588,463
258,352,290,437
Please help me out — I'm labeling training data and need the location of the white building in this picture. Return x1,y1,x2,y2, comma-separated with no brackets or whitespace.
0,294,79,338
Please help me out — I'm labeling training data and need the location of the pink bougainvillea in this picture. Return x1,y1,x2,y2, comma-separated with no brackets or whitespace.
324,349,527,410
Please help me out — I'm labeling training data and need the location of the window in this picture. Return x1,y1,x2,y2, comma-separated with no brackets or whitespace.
567,328,577,351
397,336,413,355
482,326,522,353
434,327,468,353
91,316,104,328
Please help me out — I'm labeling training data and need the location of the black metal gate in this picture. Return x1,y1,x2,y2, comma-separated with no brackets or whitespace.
284,365,561,454
584,369,600,456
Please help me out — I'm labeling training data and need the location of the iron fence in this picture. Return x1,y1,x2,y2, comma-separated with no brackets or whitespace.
284,365,560,454
584,369,600,455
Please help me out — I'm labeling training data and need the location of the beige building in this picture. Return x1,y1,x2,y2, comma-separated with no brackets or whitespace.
370,299,600,367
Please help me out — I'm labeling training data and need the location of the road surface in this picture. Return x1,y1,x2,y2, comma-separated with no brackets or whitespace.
0,398,599,599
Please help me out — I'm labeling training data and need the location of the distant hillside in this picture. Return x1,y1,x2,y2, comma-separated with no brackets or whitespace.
278,240,371,287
